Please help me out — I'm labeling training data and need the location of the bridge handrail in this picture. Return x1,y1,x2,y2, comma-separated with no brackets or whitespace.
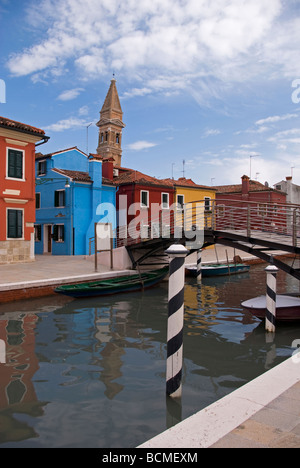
110,198,300,248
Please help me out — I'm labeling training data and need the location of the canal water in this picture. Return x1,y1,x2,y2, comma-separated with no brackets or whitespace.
0,261,300,448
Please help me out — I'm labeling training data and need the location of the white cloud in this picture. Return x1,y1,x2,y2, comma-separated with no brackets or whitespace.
202,128,221,138
256,113,298,126
127,140,158,151
44,117,90,132
6,0,291,103
57,88,84,101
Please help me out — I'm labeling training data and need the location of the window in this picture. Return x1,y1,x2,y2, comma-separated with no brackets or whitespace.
141,190,149,208
34,224,41,242
101,133,104,143
7,209,23,239
204,197,211,211
116,133,120,144
37,160,46,175
53,224,65,242
7,148,24,179
54,190,65,207
177,194,184,211
36,193,41,209
161,193,169,209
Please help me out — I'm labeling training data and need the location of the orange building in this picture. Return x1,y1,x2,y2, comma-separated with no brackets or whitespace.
0,117,49,263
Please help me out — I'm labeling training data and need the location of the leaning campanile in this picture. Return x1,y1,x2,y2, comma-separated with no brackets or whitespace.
96,78,125,167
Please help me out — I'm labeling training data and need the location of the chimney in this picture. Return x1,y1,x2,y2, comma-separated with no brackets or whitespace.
242,175,250,195
102,157,114,180
286,176,292,181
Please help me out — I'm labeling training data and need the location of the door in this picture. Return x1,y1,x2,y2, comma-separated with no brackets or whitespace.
44,224,52,253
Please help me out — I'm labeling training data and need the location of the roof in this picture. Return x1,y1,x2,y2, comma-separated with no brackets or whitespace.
36,146,87,160
52,168,115,186
0,116,46,137
162,177,217,191
113,168,174,188
215,180,285,194
53,168,91,183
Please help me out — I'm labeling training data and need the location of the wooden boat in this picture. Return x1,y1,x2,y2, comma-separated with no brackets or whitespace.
185,263,250,278
55,267,169,298
241,295,300,322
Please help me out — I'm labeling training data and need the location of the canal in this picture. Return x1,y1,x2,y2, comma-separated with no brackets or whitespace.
0,261,300,448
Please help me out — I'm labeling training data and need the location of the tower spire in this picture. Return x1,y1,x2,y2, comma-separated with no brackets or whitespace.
96,78,125,167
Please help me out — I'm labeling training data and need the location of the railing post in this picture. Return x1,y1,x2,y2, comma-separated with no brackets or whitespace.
247,205,251,237
165,244,188,398
293,209,297,247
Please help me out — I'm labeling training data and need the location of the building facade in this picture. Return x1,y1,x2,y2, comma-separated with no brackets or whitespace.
0,116,48,264
35,147,116,256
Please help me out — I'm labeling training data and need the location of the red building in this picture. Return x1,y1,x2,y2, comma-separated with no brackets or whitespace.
111,164,175,244
214,175,288,233
0,117,49,263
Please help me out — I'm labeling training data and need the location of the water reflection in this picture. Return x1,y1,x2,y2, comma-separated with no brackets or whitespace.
0,263,299,447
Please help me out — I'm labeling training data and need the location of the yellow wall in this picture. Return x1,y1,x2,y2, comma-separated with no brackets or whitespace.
174,185,216,229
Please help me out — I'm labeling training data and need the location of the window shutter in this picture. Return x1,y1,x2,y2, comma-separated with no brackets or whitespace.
53,225,58,241
8,150,23,178
17,210,22,238
61,190,65,207
15,152,23,179
54,191,59,207
7,210,16,238
7,210,22,238
61,225,65,242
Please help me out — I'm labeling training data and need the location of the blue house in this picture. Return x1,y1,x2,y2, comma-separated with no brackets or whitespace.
35,147,116,256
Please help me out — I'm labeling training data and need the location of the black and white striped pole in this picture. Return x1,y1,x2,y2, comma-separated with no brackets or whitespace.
197,249,202,282
265,265,278,333
165,244,188,398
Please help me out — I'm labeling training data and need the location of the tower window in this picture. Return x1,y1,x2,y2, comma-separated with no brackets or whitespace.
105,132,108,141
101,133,104,143
116,133,120,144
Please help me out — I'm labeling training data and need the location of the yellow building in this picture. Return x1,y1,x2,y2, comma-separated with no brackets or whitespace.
163,177,216,229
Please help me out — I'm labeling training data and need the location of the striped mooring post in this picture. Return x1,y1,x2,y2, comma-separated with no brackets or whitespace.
165,244,188,398
197,249,202,282
265,265,279,333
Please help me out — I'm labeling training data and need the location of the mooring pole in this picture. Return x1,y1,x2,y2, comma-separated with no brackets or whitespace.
197,249,202,282
265,265,278,333
165,244,188,398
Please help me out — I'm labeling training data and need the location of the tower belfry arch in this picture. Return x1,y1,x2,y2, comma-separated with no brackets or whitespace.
96,78,125,167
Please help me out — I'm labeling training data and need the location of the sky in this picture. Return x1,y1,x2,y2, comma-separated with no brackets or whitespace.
1,0,300,187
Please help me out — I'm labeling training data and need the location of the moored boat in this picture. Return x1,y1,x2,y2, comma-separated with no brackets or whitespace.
55,267,169,298
185,263,250,278
241,295,300,321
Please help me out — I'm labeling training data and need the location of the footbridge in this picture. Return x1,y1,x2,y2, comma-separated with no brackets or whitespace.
115,199,300,280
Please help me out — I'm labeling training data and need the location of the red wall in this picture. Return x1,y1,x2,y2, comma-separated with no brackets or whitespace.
0,136,36,242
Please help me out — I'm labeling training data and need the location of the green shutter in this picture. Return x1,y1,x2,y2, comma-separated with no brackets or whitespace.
7,210,22,238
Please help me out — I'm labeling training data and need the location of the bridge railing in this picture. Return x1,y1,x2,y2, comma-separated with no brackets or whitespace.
113,199,300,248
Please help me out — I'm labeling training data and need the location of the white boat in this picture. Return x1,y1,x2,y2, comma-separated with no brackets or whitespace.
241,295,300,321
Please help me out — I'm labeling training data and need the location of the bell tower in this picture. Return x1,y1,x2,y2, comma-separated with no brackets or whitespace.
96,78,125,167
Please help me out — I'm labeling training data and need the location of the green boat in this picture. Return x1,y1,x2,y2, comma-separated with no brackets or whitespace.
55,267,169,298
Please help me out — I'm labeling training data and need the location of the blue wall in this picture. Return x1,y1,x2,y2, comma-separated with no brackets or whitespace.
35,148,116,256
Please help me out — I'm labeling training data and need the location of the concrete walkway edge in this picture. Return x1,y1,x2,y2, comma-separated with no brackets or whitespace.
138,355,300,448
